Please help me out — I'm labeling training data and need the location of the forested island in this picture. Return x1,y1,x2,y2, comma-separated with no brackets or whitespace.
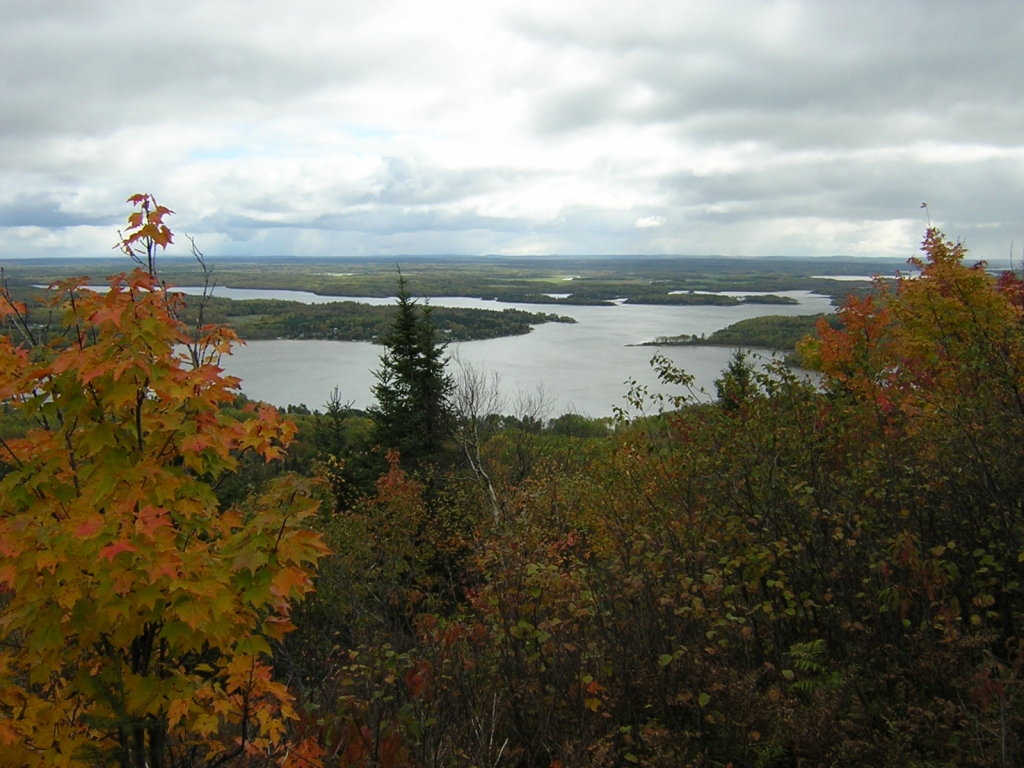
472,289,799,306
174,294,575,342
641,312,843,352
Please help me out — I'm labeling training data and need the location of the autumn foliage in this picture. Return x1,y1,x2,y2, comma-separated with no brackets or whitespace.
284,228,1024,767
0,199,327,767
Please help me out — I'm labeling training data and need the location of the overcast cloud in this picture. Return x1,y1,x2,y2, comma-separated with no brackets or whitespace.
2,0,1023,260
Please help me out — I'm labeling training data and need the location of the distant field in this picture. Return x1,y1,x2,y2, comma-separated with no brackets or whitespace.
2,254,904,307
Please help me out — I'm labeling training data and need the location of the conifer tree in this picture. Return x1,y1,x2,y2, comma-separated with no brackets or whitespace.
370,272,454,470
714,349,757,410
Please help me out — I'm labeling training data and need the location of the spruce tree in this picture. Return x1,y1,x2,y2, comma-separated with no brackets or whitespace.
370,271,454,469
714,349,757,410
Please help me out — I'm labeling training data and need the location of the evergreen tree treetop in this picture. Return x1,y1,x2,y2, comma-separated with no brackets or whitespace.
370,271,454,469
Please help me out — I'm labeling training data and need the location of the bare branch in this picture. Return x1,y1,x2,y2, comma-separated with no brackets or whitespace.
183,234,219,369
0,268,39,347
451,354,506,523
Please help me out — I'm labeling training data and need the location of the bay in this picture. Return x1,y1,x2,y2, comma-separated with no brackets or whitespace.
179,288,833,417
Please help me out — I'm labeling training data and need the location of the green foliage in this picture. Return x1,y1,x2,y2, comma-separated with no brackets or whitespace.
714,349,756,409
546,413,613,438
311,388,382,511
370,273,455,471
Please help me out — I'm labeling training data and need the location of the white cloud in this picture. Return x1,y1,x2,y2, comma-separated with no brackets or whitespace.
0,1,1022,259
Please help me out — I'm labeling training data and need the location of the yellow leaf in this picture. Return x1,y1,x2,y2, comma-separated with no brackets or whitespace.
167,697,190,728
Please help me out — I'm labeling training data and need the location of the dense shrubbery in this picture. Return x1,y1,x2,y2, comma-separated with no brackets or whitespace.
287,228,1024,767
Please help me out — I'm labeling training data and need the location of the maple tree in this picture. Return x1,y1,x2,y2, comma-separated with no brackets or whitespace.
0,198,328,767
118,193,174,277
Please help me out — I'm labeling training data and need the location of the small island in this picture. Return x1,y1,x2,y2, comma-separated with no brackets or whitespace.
630,292,799,306
639,313,842,352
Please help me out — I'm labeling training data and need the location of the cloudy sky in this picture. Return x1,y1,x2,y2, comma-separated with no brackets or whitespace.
2,1,1023,261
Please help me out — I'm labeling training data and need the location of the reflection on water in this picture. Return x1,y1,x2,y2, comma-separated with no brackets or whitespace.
207,288,833,417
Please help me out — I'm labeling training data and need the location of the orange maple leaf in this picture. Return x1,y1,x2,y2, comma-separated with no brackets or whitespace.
74,515,104,538
135,505,171,538
99,539,137,561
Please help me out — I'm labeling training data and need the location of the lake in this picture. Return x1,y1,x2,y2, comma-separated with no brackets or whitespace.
176,288,834,417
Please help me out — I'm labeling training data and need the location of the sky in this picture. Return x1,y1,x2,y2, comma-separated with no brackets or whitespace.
2,1,1023,262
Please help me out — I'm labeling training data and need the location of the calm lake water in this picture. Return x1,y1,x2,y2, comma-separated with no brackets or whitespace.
177,288,834,417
